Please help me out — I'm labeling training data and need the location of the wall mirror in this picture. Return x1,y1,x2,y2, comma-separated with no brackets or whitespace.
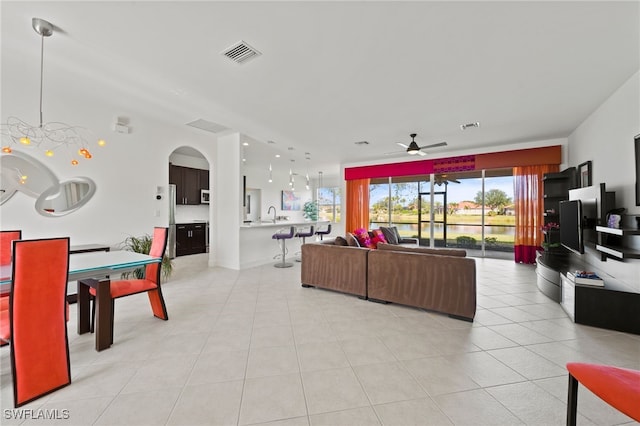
1,150,97,216
1,150,58,204
35,177,96,217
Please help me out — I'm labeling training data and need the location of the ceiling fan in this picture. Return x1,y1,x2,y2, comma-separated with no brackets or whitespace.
434,174,461,185
394,133,447,156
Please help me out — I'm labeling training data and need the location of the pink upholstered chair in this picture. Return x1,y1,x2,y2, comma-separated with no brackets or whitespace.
88,227,169,335
1,230,21,347
10,237,71,407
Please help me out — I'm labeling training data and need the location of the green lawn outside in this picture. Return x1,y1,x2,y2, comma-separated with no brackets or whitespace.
390,213,515,226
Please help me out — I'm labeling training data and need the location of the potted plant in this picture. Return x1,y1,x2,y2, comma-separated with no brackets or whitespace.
119,233,174,280
303,200,318,221
541,222,561,251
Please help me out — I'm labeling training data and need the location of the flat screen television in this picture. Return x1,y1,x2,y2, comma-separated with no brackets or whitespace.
560,199,584,254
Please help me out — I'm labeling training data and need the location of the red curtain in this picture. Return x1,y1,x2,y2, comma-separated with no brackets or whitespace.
346,178,370,232
514,165,559,263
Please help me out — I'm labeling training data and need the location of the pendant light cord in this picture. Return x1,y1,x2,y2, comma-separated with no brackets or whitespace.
39,31,45,128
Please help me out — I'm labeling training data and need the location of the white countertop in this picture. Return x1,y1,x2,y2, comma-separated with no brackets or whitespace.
240,221,318,228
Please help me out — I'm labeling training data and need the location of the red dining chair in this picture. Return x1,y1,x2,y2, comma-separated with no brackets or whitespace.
88,227,169,336
1,230,22,265
10,237,71,407
566,362,640,425
1,230,21,347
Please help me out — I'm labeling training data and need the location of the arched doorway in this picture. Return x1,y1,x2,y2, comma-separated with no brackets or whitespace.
168,147,210,259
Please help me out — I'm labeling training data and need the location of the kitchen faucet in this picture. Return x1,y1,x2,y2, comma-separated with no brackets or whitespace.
267,205,276,223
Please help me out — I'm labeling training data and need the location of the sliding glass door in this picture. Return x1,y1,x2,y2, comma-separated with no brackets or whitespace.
368,168,515,257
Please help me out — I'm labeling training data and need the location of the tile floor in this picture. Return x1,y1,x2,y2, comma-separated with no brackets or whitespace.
1,254,639,425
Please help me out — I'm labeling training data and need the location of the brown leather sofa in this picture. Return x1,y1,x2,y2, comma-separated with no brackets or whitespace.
300,240,368,298
300,241,476,321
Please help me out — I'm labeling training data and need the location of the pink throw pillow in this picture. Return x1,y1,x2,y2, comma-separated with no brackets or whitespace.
353,228,376,249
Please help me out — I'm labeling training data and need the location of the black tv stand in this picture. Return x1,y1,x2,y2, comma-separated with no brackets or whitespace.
536,252,640,335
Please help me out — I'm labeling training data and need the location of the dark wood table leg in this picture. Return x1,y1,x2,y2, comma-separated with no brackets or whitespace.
94,279,113,351
77,280,91,334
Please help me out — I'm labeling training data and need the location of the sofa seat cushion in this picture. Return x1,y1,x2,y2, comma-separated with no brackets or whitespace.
378,243,467,257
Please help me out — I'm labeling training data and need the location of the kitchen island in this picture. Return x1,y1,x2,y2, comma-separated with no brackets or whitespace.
239,221,327,268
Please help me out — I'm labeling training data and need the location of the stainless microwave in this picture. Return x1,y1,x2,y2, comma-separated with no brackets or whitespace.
201,189,210,204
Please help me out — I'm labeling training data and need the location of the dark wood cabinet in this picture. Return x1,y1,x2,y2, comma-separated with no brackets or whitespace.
199,169,209,190
176,223,206,256
169,164,209,205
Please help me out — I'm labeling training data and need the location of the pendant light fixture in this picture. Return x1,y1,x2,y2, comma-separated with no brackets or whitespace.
305,152,311,190
0,18,106,165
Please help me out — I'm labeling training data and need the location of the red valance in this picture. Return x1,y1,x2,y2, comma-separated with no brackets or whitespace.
344,145,561,180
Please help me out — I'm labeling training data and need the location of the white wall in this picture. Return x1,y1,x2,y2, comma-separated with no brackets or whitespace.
213,132,242,269
568,70,640,292
0,104,216,252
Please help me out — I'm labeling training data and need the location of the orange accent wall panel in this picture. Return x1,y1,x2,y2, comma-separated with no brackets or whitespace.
475,146,561,170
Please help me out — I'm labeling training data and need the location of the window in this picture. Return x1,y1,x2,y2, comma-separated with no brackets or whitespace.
367,169,515,257
317,187,341,222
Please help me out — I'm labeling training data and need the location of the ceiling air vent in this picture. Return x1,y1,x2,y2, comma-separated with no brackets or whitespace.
221,40,261,64
186,119,229,133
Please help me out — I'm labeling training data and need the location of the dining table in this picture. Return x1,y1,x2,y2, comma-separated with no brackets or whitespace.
1,250,162,352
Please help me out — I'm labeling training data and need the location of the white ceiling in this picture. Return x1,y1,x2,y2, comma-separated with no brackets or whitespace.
2,1,638,176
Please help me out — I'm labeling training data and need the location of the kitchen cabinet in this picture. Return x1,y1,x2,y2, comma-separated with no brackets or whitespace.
176,223,206,256
200,169,209,190
169,164,209,205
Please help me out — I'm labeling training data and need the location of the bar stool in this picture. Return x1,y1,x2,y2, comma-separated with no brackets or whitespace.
295,225,314,262
315,223,332,240
272,226,295,268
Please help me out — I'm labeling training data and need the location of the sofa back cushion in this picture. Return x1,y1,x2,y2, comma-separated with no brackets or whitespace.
378,243,467,257
345,232,361,247
380,226,400,245
334,236,349,246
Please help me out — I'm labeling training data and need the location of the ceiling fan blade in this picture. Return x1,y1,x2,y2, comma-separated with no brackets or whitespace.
418,141,447,150
417,151,427,156
450,179,461,184
396,142,409,149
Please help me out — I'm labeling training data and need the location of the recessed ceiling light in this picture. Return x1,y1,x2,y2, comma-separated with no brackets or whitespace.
460,122,480,130
275,154,280,158
242,142,249,146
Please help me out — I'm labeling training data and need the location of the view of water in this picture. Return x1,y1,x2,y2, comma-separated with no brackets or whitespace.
371,222,515,238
